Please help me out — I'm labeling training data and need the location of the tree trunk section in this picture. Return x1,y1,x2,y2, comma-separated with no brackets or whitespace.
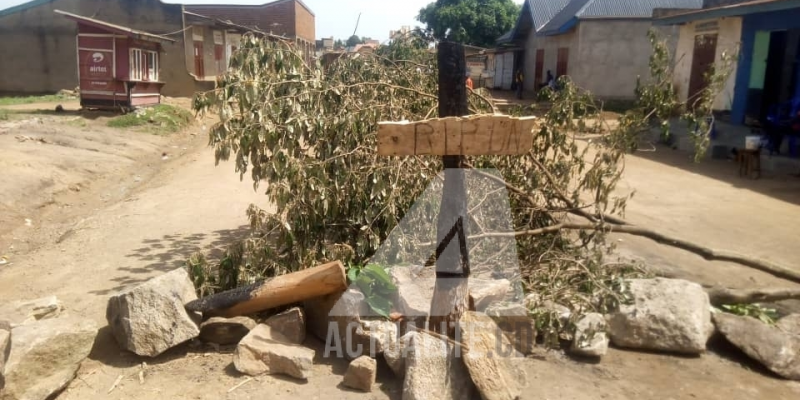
186,261,347,317
429,42,471,338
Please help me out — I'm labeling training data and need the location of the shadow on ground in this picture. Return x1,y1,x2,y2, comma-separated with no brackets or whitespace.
88,225,252,296
628,143,800,206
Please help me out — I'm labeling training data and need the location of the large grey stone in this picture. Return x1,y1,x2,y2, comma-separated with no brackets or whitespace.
2,316,97,400
106,268,200,357
458,311,526,400
384,331,415,378
265,307,306,344
0,320,10,390
485,302,536,355
0,296,63,327
234,324,315,379
402,332,476,400
343,355,377,392
714,312,800,380
571,313,609,358
390,266,435,318
470,279,511,312
199,316,256,345
607,278,713,354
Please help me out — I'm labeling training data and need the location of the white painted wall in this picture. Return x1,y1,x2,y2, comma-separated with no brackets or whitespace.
673,17,742,110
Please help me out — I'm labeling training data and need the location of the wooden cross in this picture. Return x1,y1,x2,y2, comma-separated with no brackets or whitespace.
377,42,536,337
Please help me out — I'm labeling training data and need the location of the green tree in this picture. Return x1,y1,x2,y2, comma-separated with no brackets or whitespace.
417,0,521,48
346,34,363,47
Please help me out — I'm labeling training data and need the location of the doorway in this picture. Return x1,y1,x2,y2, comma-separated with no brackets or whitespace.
194,41,204,78
688,33,718,106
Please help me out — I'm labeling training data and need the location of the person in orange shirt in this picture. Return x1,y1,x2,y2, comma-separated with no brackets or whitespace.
465,74,474,90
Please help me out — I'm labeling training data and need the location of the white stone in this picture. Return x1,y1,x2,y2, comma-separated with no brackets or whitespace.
2,316,97,400
343,355,377,392
360,319,398,354
391,267,435,318
402,332,476,400
106,268,200,357
714,312,800,380
384,331,415,378
234,324,315,379
607,278,713,354
265,307,306,344
571,313,609,357
484,302,537,355
469,279,510,311
0,296,63,327
458,311,526,400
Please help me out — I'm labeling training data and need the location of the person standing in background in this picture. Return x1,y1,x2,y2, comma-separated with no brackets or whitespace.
515,70,524,99
466,74,474,90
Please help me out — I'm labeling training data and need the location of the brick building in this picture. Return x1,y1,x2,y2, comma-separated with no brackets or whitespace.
185,0,316,64
0,0,316,96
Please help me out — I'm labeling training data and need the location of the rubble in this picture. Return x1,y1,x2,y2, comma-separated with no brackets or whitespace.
265,307,306,344
234,324,315,379
0,296,63,327
714,312,800,380
360,319,398,354
199,316,256,345
2,316,97,400
342,355,377,392
305,288,372,358
571,313,609,358
402,331,475,400
607,278,713,354
106,268,200,357
458,311,526,400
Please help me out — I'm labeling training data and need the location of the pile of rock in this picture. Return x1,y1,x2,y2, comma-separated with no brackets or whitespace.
0,296,97,400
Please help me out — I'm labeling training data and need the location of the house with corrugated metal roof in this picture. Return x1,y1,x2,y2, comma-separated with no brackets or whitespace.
494,0,703,99
656,0,800,136
0,0,314,97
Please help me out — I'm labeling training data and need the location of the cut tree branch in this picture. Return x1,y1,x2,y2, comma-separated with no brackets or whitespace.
457,222,800,284
704,287,800,306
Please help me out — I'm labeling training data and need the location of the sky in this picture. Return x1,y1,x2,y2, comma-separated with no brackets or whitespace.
0,0,525,43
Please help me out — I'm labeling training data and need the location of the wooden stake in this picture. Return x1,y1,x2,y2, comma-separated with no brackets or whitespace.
428,42,471,338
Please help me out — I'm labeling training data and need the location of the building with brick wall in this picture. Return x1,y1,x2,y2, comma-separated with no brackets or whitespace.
0,0,316,97
185,0,316,64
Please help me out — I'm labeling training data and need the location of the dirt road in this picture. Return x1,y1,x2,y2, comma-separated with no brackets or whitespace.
0,105,799,399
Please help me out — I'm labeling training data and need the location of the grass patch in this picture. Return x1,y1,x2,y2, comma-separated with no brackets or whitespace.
601,99,638,114
0,94,70,106
107,104,193,134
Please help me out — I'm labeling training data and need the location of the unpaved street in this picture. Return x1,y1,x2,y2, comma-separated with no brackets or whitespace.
0,104,799,399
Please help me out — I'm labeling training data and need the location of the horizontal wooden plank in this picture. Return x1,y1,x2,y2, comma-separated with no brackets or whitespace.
377,115,537,156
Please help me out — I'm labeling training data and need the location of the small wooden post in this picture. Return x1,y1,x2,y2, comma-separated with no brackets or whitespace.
428,41,471,337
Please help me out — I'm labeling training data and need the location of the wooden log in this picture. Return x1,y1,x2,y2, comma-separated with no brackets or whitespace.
428,41,472,338
705,286,800,306
377,115,537,156
185,261,347,318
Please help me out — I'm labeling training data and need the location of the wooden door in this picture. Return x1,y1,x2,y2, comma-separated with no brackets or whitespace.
556,48,569,78
535,49,544,85
193,41,204,77
688,34,718,105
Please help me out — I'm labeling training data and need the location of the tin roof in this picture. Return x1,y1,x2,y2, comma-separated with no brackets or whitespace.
655,0,800,24
54,10,176,43
507,0,703,39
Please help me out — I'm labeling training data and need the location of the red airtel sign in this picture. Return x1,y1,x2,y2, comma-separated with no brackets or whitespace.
79,49,114,91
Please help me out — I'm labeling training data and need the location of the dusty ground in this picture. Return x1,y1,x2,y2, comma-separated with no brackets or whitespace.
1,100,800,399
